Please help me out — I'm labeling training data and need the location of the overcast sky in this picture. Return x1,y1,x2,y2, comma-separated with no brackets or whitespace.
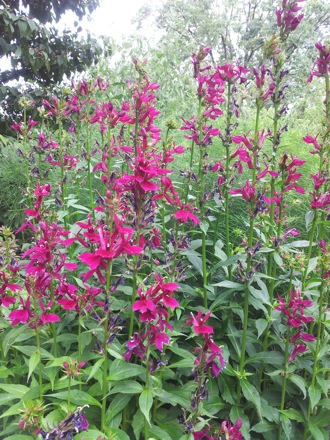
0,0,162,72
75,0,162,42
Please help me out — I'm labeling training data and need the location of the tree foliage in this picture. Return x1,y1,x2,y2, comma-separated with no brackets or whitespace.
0,0,106,132
153,0,330,67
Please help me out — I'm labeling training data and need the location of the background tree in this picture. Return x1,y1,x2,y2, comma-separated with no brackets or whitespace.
0,0,108,132
129,0,330,122
153,0,330,66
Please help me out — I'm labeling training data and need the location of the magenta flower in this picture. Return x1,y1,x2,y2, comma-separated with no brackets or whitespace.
175,204,201,226
275,288,315,362
302,135,322,154
39,300,60,324
0,271,21,307
124,333,147,361
307,42,330,82
218,418,243,440
8,296,34,326
276,0,305,35
78,219,143,282
229,180,256,201
217,63,249,84
132,290,156,314
194,337,226,378
310,171,326,190
310,191,330,210
186,309,214,335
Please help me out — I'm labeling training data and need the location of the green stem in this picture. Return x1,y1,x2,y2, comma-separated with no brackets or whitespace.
237,101,261,402
278,327,291,440
58,120,68,229
23,107,32,208
307,282,325,415
101,260,112,432
212,82,232,270
85,102,94,214
143,348,151,439
52,323,58,358
68,375,71,411
302,211,318,291
33,292,43,401
128,266,138,339
202,229,208,308
78,316,82,391
35,326,43,401
184,140,195,205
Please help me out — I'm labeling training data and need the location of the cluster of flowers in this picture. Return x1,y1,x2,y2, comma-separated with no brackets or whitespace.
276,287,315,362
125,274,179,362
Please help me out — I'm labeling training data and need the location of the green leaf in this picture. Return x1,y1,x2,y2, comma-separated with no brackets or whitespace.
241,379,262,420
305,210,315,230
108,359,145,381
319,398,330,409
47,390,102,408
273,252,284,270
0,383,29,398
185,253,203,276
285,240,311,248
155,389,190,409
109,380,143,395
280,408,304,423
0,366,14,379
147,424,172,440
139,389,153,425
106,394,132,425
87,357,104,382
308,421,326,440
14,345,52,359
213,280,244,290
245,351,284,366
67,202,90,212
167,358,195,368
227,321,241,358
75,430,107,440
316,374,329,396
220,374,236,405
2,325,30,356
132,409,144,440
28,350,40,382
167,346,195,360
199,221,209,234
0,401,25,418
3,436,34,440
15,46,22,57
288,374,307,399
251,421,276,433
46,356,74,367
281,417,292,440
255,319,268,339
249,285,270,306
106,428,130,440
313,410,330,428
307,257,318,275
209,255,240,275
309,384,322,411
0,393,16,405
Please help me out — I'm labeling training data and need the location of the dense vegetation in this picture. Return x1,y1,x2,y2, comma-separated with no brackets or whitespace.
0,0,106,133
0,1,329,439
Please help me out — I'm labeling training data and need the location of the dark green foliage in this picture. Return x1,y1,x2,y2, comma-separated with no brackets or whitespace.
0,0,107,133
